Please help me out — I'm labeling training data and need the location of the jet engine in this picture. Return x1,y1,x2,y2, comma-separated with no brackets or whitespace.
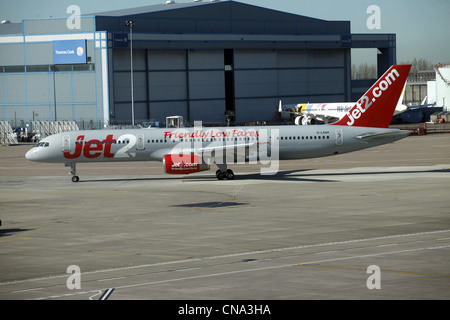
295,116,316,125
163,154,210,174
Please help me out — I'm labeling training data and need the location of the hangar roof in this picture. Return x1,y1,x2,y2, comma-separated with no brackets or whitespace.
92,0,350,36
0,0,394,68
91,1,212,16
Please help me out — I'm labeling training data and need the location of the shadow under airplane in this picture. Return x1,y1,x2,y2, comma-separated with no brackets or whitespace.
78,167,449,184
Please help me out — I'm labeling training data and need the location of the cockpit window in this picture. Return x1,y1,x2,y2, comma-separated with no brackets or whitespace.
35,142,50,147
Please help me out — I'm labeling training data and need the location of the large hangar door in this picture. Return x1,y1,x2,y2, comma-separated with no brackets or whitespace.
234,50,278,123
224,49,235,123
147,50,188,122
187,50,225,124
234,49,347,123
114,49,226,124
113,49,148,123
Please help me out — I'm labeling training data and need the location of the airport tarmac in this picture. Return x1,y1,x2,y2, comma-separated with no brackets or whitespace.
0,134,449,301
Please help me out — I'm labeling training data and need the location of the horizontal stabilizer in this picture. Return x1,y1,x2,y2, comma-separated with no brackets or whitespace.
356,130,410,142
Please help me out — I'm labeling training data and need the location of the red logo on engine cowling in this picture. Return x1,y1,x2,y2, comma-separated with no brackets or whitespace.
164,154,202,174
63,135,116,159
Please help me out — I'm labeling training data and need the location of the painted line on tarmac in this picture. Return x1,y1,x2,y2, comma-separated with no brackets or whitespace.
296,264,450,278
30,242,450,300
2,229,449,288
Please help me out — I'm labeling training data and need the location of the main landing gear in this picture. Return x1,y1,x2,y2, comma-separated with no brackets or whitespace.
215,163,234,180
216,169,235,180
66,163,79,182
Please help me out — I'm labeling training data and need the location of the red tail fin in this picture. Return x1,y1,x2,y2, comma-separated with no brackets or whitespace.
332,65,411,128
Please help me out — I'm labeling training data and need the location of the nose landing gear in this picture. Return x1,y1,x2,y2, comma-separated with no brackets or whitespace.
66,163,80,182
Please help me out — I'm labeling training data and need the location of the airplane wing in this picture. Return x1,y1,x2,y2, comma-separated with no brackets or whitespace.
150,147,176,160
313,114,340,123
198,141,268,153
150,142,268,161
278,101,300,114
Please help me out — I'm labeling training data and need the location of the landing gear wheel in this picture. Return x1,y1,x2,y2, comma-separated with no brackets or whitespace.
216,169,234,180
66,163,79,183
216,170,225,180
225,169,235,180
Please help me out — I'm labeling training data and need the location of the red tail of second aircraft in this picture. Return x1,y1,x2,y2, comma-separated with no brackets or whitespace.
332,64,411,128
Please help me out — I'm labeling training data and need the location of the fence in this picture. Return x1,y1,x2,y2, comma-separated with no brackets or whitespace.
0,121,19,145
30,121,79,140
390,122,450,135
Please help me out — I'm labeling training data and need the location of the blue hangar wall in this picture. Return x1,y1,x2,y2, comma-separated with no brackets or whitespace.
0,0,396,126
0,17,108,127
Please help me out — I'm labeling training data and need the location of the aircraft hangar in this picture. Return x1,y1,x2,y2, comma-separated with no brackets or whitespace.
0,0,396,127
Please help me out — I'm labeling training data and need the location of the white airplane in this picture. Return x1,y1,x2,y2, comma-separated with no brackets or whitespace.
26,65,411,182
279,85,408,125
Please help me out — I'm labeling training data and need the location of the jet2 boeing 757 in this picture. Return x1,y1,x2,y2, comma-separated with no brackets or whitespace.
26,65,412,182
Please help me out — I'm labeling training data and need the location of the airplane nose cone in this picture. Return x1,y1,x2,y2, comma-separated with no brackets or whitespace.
25,148,37,161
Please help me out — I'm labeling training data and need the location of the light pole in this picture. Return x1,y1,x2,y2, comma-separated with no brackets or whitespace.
126,20,135,126
51,65,58,121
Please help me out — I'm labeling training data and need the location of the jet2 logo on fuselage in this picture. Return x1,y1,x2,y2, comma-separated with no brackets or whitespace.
64,135,116,159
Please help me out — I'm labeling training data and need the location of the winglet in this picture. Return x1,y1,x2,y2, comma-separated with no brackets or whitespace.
331,65,412,128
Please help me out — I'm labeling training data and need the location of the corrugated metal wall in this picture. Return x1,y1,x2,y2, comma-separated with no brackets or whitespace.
234,49,346,122
111,48,346,124
112,49,226,124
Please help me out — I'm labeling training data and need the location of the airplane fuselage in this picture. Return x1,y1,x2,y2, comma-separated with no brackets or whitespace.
26,125,407,164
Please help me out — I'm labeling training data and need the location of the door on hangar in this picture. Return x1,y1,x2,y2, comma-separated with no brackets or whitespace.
233,49,347,123
187,49,227,123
